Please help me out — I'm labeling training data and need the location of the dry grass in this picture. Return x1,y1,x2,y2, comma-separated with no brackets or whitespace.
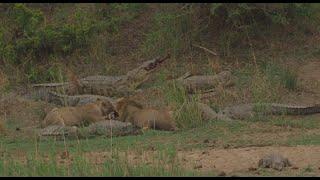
0,118,6,135
0,70,8,92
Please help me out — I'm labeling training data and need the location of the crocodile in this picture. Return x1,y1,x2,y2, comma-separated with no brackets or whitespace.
38,120,142,140
194,102,320,122
43,91,116,106
33,71,233,107
176,71,234,93
220,103,320,120
31,54,170,98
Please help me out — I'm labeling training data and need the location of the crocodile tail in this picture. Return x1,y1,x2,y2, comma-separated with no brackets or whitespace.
269,103,320,115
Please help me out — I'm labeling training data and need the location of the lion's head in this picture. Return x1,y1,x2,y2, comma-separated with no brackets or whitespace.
96,99,118,118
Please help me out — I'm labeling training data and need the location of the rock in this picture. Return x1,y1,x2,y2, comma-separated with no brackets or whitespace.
218,171,226,176
194,164,203,169
258,153,291,171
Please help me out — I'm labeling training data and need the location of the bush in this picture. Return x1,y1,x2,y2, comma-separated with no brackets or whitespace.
0,4,99,82
161,81,203,129
262,62,298,91
95,3,145,33
142,4,199,57
0,3,149,83
209,3,317,57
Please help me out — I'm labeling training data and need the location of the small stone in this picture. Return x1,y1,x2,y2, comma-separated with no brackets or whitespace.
148,146,155,151
60,151,69,159
218,171,226,176
202,151,208,155
223,144,230,149
248,167,257,171
194,163,203,169
208,144,215,148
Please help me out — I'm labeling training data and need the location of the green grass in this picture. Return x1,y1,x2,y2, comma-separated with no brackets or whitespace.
287,134,320,146
270,116,320,129
262,61,298,91
160,80,204,129
0,135,216,176
2,116,319,154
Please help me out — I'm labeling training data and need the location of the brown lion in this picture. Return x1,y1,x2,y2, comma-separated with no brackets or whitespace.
115,98,177,131
41,99,116,128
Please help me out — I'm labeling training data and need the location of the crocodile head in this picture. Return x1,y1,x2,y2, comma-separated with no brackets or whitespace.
118,54,170,91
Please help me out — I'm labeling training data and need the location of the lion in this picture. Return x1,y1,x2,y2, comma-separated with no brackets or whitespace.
115,97,177,131
41,99,117,128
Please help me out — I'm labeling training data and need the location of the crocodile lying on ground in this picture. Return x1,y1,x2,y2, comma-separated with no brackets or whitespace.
31,71,234,106
177,71,234,93
31,54,170,98
220,103,320,120
38,120,142,140
196,102,320,121
42,91,116,106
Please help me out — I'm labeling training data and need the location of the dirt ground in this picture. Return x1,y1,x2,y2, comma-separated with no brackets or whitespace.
178,145,320,175
81,145,320,176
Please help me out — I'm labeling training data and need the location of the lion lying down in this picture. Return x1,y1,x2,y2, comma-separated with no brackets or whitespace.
115,98,177,131
41,99,117,128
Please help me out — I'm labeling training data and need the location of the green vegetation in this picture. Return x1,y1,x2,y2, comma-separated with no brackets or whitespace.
0,146,208,176
1,3,319,84
161,81,203,129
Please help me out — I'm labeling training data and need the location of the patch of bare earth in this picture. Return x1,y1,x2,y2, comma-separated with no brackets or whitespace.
178,145,320,175
80,145,320,176
283,60,320,104
298,60,320,93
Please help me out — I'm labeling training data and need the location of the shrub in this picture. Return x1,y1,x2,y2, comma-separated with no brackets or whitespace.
161,81,203,129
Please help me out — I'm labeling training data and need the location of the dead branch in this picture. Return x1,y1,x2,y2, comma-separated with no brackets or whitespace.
192,44,218,56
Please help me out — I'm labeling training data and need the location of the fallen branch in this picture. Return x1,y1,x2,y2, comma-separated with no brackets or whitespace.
192,44,218,56
177,71,192,81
